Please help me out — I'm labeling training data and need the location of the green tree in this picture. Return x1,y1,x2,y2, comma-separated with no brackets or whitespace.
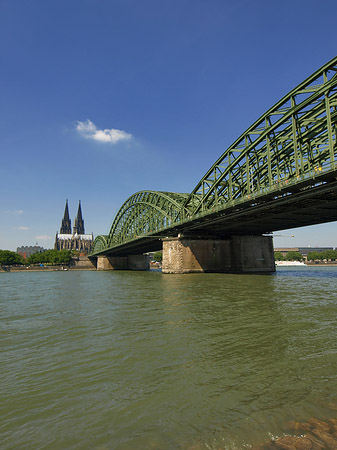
324,250,337,261
307,251,322,261
152,251,162,262
0,250,24,266
285,251,303,261
27,249,72,265
274,251,284,261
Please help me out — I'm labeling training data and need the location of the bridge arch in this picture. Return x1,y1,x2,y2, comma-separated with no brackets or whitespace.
106,191,190,247
91,235,109,254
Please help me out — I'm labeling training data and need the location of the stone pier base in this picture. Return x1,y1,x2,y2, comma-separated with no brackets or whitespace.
97,255,150,271
162,235,275,274
230,235,275,273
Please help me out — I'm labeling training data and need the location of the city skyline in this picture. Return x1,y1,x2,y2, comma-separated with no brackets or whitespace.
1,0,337,251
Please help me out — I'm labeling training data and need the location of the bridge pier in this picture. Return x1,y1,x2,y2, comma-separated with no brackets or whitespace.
97,255,150,271
162,235,275,274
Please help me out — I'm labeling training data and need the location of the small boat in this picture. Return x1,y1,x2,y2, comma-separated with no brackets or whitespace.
275,260,306,266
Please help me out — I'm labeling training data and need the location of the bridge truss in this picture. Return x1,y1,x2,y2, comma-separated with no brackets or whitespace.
92,56,337,256
182,57,337,217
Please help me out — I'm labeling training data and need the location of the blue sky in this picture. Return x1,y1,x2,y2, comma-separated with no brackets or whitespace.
1,0,337,251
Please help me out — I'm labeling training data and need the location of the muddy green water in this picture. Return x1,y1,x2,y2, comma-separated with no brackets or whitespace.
1,267,337,449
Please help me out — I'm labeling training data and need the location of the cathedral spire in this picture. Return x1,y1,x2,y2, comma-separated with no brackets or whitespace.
60,199,72,234
73,200,85,235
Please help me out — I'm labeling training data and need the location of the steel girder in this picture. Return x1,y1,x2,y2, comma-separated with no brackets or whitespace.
91,57,337,256
91,191,189,254
91,235,109,254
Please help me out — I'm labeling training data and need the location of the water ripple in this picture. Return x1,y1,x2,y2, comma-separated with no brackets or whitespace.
1,269,337,449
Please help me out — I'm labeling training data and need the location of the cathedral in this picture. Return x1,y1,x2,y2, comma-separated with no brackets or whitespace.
54,200,93,253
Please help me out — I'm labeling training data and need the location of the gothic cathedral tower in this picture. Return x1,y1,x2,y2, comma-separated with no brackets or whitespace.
60,199,72,234
73,201,85,235
55,200,93,253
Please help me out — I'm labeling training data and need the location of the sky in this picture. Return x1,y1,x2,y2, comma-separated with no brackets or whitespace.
1,0,337,251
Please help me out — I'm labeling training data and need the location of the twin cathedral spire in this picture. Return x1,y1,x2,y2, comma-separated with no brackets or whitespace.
55,200,93,253
60,199,85,235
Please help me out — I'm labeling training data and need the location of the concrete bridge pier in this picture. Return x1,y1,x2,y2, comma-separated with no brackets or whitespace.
97,254,150,271
162,235,275,274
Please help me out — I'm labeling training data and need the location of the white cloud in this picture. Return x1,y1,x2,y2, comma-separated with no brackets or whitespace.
75,119,133,144
17,226,29,230
35,235,52,241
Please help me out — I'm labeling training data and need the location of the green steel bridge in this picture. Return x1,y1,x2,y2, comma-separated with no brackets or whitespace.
91,57,337,258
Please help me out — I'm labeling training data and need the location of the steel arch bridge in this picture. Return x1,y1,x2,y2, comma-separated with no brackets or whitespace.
91,56,337,257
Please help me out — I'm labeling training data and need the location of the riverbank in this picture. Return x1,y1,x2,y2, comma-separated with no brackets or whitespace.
277,261,337,267
1,260,162,272
0,254,97,272
307,261,337,266
0,265,96,272
0,266,96,273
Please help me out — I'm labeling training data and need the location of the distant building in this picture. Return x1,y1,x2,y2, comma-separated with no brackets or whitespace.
54,200,93,253
298,247,333,258
17,245,45,259
275,247,334,261
274,247,300,257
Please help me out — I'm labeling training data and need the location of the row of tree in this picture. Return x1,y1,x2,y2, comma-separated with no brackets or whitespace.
275,251,303,261
307,250,337,261
27,250,72,265
275,250,337,262
0,249,72,266
0,250,24,266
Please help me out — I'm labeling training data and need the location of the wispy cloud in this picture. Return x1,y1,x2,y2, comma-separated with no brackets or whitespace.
35,235,52,241
4,209,23,215
17,226,29,230
75,119,133,144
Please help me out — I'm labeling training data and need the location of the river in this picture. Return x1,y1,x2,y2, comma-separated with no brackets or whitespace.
1,267,337,449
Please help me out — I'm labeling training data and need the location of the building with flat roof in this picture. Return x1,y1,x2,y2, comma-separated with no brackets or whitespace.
17,245,45,259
